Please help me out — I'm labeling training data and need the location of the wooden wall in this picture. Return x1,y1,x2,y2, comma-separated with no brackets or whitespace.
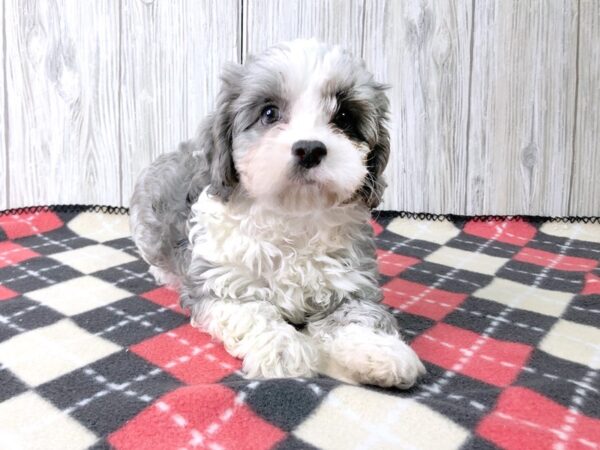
1,0,598,215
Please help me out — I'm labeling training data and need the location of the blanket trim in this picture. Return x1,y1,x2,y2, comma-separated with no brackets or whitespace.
1,204,598,224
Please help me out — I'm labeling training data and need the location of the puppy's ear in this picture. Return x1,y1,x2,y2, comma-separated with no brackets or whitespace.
360,83,391,209
205,62,244,201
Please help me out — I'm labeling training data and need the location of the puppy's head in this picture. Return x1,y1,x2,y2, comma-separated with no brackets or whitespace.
206,39,390,210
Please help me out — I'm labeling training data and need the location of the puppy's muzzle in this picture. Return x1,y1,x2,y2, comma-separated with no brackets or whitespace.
292,140,327,169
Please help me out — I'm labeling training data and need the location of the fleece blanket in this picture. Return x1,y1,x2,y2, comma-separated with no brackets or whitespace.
0,207,599,450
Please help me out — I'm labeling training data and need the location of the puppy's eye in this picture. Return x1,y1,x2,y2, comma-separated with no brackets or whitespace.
334,109,350,128
334,108,355,133
260,105,281,125
333,105,364,142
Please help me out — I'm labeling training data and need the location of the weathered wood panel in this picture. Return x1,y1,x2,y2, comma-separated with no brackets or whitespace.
3,0,598,215
243,0,364,58
466,0,579,216
363,0,472,213
119,0,239,206
5,0,121,207
1,0,6,210
570,0,600,216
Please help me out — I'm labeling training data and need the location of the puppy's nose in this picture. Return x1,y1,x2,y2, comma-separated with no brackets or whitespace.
292,140,327,169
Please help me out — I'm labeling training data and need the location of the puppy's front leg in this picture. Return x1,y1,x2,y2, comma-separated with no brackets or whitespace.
191,299,319,378
307,299,425,388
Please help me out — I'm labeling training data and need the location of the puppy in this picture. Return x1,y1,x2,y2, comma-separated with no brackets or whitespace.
130,39,425,388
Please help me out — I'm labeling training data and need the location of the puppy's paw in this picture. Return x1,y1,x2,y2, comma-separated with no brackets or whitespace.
148,265,180,288
326,324,426,389
241,328,319,379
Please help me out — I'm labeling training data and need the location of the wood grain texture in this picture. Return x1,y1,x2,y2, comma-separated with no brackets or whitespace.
570,0,600,216
3,0,597,215
1,0,6,210
243,0,364,58
5,0,121,208
119,0,239,207
467,0,579,216
363,0,472,213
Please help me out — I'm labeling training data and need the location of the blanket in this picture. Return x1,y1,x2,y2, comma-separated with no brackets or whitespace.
0,207,599,450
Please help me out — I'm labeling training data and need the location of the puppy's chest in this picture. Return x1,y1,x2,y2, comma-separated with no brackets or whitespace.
200,212,358,285
189,196,374,321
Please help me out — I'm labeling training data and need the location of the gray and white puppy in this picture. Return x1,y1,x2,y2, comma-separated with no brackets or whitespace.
130,39,425,388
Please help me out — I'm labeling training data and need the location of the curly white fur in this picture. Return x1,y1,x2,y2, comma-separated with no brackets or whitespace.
189,188,375,323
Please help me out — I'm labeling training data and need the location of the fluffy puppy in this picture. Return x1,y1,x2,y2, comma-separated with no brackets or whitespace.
130,39,425,388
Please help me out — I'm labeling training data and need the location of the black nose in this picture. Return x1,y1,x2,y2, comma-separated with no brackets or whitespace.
292,140,327,169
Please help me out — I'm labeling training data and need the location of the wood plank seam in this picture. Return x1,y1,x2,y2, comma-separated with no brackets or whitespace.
2,0,8,209
568,0,581,214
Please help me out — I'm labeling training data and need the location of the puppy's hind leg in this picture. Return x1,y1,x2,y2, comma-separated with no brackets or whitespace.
191,299,320,379
148,265,181,289
307,299,425,389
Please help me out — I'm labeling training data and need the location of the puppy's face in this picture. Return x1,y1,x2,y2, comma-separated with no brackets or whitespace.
213,40,390,210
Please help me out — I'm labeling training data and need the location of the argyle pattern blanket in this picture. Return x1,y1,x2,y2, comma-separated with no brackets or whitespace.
0,207,599,450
